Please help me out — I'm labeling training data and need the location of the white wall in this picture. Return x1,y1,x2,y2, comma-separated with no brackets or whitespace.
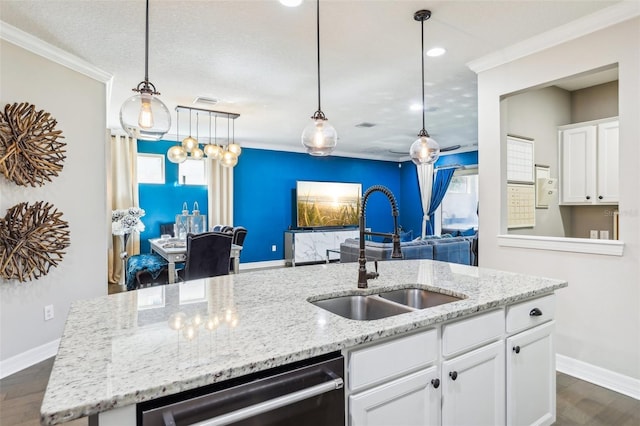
502,86,571,238
476,18,639,382
0,39,108,375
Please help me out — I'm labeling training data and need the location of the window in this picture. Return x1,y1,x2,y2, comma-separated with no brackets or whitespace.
441,168,478,232
178,159,206,185
137,153,165,184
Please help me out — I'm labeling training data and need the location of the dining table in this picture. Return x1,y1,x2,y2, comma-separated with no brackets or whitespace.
149,238,243,284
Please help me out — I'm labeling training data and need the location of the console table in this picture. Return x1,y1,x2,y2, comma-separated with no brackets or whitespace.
284,229,359,266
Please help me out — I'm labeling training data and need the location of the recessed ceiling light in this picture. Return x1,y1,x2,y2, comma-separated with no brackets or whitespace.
426,47,446,57
279,0,302,7
410,103,423,111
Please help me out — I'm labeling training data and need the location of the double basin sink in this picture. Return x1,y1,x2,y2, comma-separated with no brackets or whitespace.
311,288,463,321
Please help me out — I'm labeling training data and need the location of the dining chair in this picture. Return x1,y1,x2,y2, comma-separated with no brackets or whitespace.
178,232,233,281
228,226,248,272
232,226,248,247
159,222,175,237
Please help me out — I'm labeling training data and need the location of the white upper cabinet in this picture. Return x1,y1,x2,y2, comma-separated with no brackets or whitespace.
559,118,619,205
597,120,619,203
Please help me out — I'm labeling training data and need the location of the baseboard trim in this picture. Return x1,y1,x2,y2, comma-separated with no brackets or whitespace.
0,339,60,379
239,260,287,271
556,354,640,400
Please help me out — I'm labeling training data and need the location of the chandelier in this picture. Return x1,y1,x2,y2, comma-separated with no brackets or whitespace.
167,106,241,168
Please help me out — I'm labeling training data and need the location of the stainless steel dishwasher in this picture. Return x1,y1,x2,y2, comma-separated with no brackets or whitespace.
138,352,344,426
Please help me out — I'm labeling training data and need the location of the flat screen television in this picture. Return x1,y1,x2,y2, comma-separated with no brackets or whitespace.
296,181,361,228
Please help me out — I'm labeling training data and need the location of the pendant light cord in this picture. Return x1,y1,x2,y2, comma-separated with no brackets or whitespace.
316,0,322,112
421,18,425,132
144,0,150,83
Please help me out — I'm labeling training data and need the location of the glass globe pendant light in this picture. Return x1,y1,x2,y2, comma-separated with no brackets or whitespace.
220,114,238,168
301,0,337,156
190,112,204,159
181,109,198,153
167,106,187,163
120,0,171,141
227,118,242,157
204,114,222,160
409,10,440,165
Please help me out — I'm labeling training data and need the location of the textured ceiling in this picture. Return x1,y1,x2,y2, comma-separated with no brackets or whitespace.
0,0,622,160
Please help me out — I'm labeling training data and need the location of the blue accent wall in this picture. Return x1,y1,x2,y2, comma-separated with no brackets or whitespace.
399,151,479,236
137,140,208,253
136,141,478,263
234,148,402,263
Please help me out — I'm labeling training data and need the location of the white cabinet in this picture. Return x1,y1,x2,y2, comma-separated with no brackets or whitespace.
284,229,358,266
345,295,557,426
505,294,556,426
441,340,506,426
350,367,441,426
559,118,618,205
346,330,439,426
506,321,555,426
597,120,619,204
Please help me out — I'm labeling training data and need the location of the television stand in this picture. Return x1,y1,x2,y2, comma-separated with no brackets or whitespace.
284,229,359,266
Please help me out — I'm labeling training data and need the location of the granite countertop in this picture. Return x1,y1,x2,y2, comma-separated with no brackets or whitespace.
41,260,567,425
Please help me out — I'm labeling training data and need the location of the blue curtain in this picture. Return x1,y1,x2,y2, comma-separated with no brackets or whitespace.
426,168,455,235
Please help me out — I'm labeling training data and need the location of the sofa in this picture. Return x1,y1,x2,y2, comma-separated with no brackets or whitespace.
340,234,475,265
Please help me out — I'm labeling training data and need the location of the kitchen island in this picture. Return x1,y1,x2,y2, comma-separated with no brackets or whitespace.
41,260,567,425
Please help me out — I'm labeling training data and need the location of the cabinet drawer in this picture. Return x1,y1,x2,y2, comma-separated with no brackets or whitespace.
506,294,555,334
348,329,437,392
442,309,504,357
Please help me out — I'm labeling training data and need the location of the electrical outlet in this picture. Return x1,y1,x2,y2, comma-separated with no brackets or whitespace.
600,230,609,240
44,304,54,321
271,245,277,252
589,230,599,239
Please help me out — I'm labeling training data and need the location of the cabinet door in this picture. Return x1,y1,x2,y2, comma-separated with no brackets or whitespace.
560,126,596,204
442,340,505,426
597,120,619,204
506,321,555,426
350,366,440,426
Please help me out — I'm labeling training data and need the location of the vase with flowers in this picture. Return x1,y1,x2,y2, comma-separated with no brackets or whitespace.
112,207,145,286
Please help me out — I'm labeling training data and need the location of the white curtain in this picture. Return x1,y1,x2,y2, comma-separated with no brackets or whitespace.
417,163,434,238
107,134,140,285
206,158,234,228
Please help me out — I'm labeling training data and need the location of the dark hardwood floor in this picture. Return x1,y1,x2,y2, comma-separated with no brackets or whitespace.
0,358,637,425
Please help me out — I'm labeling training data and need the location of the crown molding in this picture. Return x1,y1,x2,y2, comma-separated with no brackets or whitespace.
467,1,640,73
0,20,113,84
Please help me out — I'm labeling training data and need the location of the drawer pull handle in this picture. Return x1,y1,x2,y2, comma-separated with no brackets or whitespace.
449,371,458,381
598,196,603,200
513,345,521,354
586,195,591,200
529,308,542,316
431,378,440,389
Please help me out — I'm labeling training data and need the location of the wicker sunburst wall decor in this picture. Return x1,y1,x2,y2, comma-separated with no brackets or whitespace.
0,201,70,282
0,102,66,187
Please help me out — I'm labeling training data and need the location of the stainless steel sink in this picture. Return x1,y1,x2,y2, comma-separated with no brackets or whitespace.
311,295,413,320
378,288,462,309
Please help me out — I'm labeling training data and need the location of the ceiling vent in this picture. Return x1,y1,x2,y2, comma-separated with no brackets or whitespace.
193,96,219,106
355,122,376,128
